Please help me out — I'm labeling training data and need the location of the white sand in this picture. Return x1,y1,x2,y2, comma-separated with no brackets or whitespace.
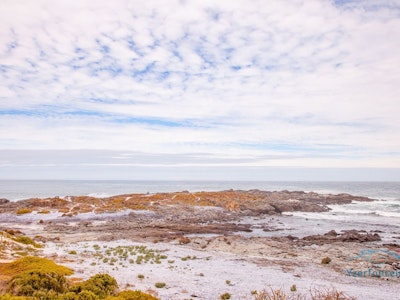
41,239,399,300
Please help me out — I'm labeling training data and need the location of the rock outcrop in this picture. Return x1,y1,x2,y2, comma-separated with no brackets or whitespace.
299,230,381,245
0,189,375,216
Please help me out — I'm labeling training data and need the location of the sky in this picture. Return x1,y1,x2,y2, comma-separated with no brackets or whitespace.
0,0,399,181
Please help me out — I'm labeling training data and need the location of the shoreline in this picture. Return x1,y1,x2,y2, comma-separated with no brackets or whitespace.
1,190,399,299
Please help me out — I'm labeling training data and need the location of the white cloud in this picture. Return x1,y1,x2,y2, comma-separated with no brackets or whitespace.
0,0,399,177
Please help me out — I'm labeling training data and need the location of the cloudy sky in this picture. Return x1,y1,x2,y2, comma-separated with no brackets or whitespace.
0,0,399,180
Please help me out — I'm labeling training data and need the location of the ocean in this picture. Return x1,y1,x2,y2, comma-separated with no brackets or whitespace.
0,180,399,221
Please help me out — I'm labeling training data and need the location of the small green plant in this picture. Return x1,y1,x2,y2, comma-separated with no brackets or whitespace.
225,280,231,285
220,292,231,299
136,256,143,264
290,284,297,292
321,257,332,264
138,274,145,280
69,250,77,255
154,282,166,288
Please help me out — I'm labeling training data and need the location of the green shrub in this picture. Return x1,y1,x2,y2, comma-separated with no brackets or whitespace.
0,257,159,300
8,270,69,296
59,292,78,300
113,290,159,300
154,282,166,289
0,294,28,300
220,293,231,299
77,290,99,300
72,274,118,299
0,256,73,278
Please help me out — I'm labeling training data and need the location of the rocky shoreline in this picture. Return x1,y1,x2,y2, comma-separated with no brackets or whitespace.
0,190,399,299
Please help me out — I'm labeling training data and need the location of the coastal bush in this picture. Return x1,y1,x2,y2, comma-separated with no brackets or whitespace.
111,290,159,300
0,256,73,278
0,294,28,300
154,283,165,289
8,270,68,296
72,274,118,299
58,292,77,300
0,257,159,300
77,290,99,300
93,245,163,267
220,293,231,299
1,257,73,298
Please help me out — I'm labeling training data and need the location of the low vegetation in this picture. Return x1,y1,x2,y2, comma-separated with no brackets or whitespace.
154,282,166,289
0,256,159,300
86,245,167,267
220,292,231,299
252,287,356,300
0,233,42,260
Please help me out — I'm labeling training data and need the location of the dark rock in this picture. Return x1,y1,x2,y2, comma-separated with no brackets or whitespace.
301,230,381,245
324,230,338,237
0,198,10,204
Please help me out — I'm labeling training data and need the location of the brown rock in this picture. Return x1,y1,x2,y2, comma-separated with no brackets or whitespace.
301,230,381,245
0,198,9,204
